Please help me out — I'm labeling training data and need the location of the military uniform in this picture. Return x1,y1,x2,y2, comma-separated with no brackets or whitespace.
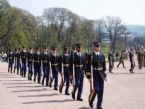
71,43,85,101
15,49,21,75
88,42,107,109
8,50,14,73
59,47,71,95
129,49,135,73
117,50,125,68
33,49,42,83
20,49,28,77
49,46,59,90
27,49,34,80
41,50,50,86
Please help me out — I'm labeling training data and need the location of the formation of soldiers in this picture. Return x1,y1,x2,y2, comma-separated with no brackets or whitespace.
6,42,145,109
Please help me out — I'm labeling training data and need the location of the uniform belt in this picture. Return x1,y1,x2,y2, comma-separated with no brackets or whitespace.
94,67,103,71
43,61,48,63
75,65,83,67
51,64,58,66
63,64,69,67
35,60,40,63
29,60,32,62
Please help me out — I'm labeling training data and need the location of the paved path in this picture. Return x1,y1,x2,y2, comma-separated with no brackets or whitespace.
0,57,145,109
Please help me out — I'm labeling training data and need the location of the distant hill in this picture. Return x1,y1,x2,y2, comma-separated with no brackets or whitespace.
127,25,145,36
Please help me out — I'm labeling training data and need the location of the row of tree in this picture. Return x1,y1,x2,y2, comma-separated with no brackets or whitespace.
0,0,37,51
1,0,143,52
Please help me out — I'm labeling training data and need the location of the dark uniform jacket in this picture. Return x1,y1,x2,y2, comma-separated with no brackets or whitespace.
59,53,71,73
92,52,106,81
33,52,41,67
73,52,85,78
41,52,50,67
20,51,27,64
8,52,14,63
27,51,34,65
16,51,21,63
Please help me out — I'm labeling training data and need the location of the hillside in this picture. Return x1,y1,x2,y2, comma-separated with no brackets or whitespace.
127,25,145,36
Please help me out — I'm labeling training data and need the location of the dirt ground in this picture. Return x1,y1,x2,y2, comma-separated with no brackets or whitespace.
0,56,145,109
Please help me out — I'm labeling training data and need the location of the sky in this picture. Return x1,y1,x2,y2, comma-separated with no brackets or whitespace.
8,0,145,25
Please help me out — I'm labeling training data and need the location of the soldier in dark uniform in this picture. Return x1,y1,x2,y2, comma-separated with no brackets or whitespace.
33,47,42,83
108,48,114,73
41,46,50,86
71,43,86,101
88,42,107,109
117,50,125,68
15,48,21,75
20,47,28,77
59,46,71,95
8,49,14,73
27,47,34,80
129,48,135,73
49,46,60,90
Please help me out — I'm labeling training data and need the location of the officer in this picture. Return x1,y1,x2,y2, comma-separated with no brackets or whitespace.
71,43,85,101
20,46,27,77
15,48,21,75
27,47,34,80
8,49,14,73
129,48,135,73
88,42,107,109
33,47,42,83
41,46,50,86
59,46,71,95
49,45,59,90
108,48,114,73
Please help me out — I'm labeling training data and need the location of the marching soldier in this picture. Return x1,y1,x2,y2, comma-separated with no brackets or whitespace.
49,46,60,90
27,47,34,80
117,50,125,68
108,48,114,73
88,42,107,109
8,49,14,73
129,48,135,73
71,43,86,101
33,47,42,83
59,46,71,95
20,46,28,77
41,46,50,86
